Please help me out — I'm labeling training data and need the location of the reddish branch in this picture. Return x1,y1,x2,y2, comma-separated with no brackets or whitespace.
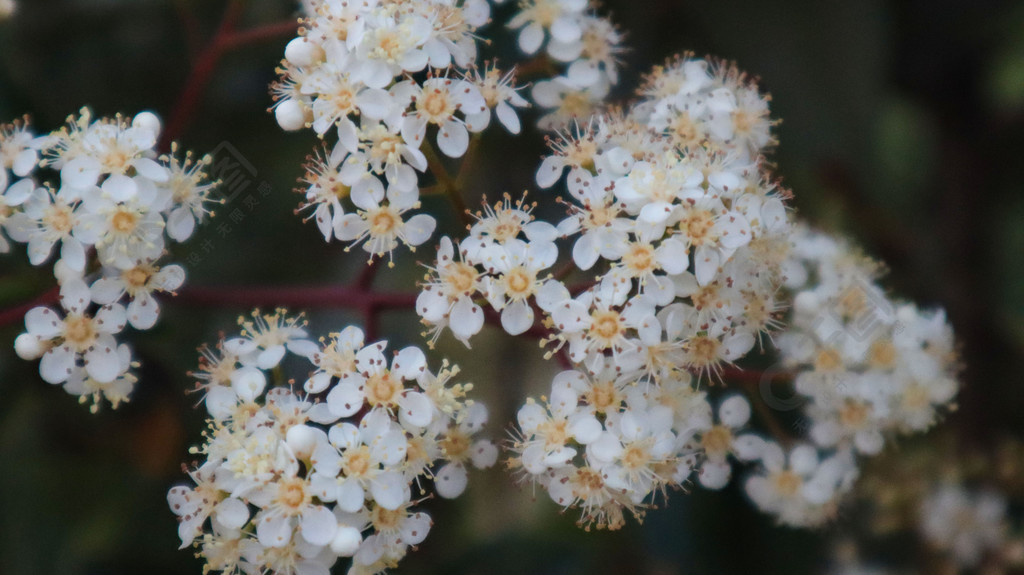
0,287,58,328
159,1,298,150
177,285,417,312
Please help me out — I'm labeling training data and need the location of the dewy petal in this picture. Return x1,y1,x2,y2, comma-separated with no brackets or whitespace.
434,462,468,499
300,505,338,546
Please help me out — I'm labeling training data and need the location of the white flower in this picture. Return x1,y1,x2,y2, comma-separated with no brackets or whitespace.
90,261,185,329
399,77,486,158
325,343,435,430
464,65,530,135
5,187,87,270
744,443,858,527
476,238,558,335
334,182,435,260
417,236,485,346
920,483,1008,567
508,0,587,55
249,472,338,548
22,278,127,384
161,145,217,242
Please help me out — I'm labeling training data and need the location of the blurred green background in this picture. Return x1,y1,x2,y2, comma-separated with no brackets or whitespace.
1,0,1023,573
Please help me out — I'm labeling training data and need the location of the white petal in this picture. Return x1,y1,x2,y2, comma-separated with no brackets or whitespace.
434,462,468,498
326,380,363,417
215,498,250,530
127,292,160,330
718,395,751,427
470,440,499,468
40,345,75,384
133,158,170,182
101,174,138,202
398,391,434,429
449,298,484,342
536,155,564,188
518,23,544,54
698,460,732,490
403,214,435,247
257,514,293,548
437,121,469,158
25,307,63,338
369,472,408,510
500,300,534,335
85,342,122,384
230,366,267,403
300,506,338,546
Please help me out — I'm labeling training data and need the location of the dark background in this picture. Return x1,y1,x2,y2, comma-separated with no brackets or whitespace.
1,0,1023,573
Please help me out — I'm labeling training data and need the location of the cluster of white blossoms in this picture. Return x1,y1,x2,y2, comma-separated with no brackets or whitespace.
920,482,1010,569
507,0,625,129
4,109,218,411
171,310,496,575
276,0,532,261
414,55,808,527
779,225,959,454
729,226,960,527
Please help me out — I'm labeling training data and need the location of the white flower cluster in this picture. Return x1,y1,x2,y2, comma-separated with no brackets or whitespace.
778,226,959,456
508,0,625,130
415,56,801,528
172,310,497,575
275,0,531,261
920,482,1009,568
420,56,789,366
5,109,218,411
732,226,961,527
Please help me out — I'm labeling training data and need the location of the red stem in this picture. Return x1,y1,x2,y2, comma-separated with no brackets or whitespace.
0,287,59,328
177,284,416,312
159,2,297,150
